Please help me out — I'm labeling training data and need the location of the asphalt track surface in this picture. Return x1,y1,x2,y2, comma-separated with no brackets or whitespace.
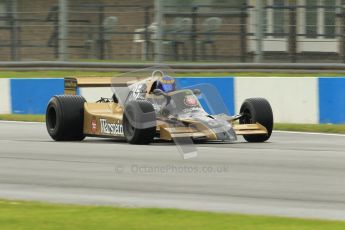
0,121,345,220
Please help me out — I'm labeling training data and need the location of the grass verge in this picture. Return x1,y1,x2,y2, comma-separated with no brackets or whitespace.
0,114,45,122
0,114,344,134
274,123,345,134
0,71,118,78
0,70,344,78
0,199,345,230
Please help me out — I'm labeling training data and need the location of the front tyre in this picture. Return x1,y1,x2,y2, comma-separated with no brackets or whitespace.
123,100,156,144
46,95,86,141
239,98,273,142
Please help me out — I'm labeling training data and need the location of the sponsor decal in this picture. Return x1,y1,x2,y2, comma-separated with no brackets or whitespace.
152,103,162,112
64,80,77,88
184,95,198,106
91,119,97,133
208,119,218,127
100,119,124,135
182,107,201,113
131,84,147,100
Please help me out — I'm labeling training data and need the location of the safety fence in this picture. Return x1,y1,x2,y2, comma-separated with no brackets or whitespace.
2,1,345,63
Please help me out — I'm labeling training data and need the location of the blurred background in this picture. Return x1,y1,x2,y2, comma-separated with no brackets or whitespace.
1,0,345,63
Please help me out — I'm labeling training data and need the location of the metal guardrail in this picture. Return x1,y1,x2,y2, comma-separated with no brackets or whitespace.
1,61,345,73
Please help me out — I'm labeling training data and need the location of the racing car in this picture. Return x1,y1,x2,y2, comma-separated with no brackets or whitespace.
45,69,273,145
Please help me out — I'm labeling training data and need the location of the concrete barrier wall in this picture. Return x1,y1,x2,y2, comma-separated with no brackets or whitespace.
10,79,64,114
234,78,319,124
79,87,113,103
78,78,234,116
0,79,11,114
319,78,345,124
175,78,235,115
1,77,344,124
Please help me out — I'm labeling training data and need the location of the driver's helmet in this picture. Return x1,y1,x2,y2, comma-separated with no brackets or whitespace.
156,75,176,93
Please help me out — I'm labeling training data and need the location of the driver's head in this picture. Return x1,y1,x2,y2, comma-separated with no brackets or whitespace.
156,76,176,93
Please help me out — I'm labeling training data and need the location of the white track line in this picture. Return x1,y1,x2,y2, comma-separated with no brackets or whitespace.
274,130,345,137
0,120,43,124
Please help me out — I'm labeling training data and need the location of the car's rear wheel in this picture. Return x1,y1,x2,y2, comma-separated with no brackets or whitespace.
46,95,86,141
123,100,156,144
239,98,273,142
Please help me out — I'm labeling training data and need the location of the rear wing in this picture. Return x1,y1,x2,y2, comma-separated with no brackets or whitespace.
64,77,141,95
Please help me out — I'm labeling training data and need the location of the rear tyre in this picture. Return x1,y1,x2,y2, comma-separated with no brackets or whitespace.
123,100,156,144
239,98,273,142
46,95,86,141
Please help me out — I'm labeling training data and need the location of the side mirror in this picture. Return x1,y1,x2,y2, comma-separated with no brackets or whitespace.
192,89,201,96
153,89,164,96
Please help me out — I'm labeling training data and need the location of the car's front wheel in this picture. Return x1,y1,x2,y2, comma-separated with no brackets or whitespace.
239,98,273,142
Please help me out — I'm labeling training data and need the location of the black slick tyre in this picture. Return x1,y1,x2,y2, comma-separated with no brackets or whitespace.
46,95,86,141
123,100,156,144
239,98,273,142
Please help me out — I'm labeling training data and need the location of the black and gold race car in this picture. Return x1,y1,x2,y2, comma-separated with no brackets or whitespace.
46,68,273,148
